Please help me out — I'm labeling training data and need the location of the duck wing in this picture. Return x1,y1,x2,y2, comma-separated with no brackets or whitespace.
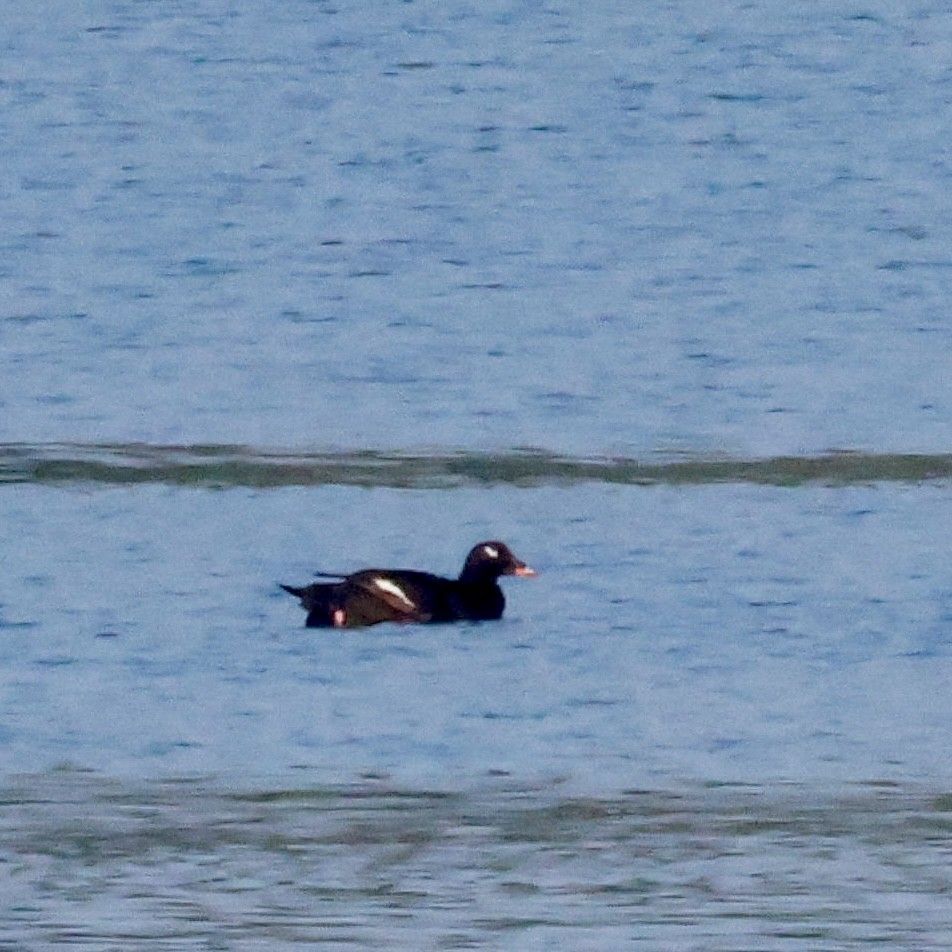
342,570,448,625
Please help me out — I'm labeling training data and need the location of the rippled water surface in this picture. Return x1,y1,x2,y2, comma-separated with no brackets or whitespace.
5,774,952,951
5,1,952,948
5,0,952,455
5,476,952,948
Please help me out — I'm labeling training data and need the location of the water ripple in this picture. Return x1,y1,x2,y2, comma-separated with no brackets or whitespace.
2,442,952,489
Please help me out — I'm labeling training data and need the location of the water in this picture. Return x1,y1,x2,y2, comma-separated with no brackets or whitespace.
4,476,952,785
4,776,952,951
5,477,952,948
5,1,952,454
4,2,952,948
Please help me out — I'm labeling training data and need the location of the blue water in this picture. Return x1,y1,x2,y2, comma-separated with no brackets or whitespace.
5,2,952,454
4,479,952,787
4,2,952,947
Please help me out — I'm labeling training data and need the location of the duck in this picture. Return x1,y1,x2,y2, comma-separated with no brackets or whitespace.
281,540,536,628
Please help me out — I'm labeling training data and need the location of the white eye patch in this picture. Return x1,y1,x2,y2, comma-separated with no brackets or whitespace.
372,577,417,611
482,545,500,559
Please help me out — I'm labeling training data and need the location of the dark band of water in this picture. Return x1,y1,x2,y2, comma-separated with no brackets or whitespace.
7,773,952,949
5,773,952,860
3,442,952,489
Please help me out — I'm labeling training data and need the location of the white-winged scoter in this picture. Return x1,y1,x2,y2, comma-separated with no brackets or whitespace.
281,540,536,628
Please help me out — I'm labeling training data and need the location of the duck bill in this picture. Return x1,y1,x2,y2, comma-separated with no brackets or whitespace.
512,564,538,577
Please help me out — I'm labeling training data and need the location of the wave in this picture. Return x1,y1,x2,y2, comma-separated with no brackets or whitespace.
2,442,951,489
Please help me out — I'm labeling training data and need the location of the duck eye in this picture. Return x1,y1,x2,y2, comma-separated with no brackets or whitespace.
483,545,500,559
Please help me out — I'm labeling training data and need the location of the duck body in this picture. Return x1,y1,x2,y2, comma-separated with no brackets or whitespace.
281,541,535,629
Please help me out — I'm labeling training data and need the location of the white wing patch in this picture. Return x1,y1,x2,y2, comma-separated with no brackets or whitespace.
372,577,417,611
482,545,500,559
